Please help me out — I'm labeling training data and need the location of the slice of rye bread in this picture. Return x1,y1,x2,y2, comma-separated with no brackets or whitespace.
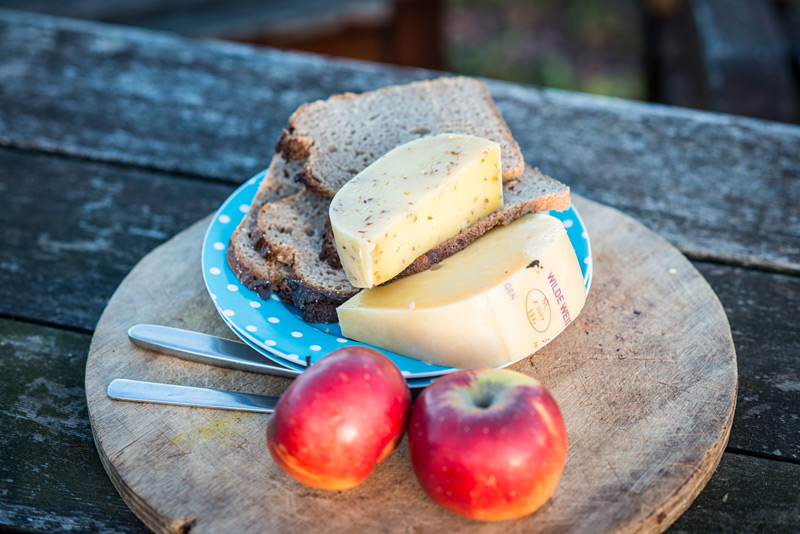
255,190,356,323
257,165,570,323
226,155,305,300
276,76,525,197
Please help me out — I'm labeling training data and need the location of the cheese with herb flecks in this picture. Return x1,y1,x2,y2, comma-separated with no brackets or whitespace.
329,133,503,288
337,214,586,368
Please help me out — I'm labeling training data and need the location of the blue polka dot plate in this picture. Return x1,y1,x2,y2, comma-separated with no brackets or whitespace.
201,169,592,380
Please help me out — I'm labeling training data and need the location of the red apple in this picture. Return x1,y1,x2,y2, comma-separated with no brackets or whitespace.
266,346,411,490
408,368,567,521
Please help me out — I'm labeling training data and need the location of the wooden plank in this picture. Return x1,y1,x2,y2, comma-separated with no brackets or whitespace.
0,9,797,270
0,0,205,20
0,0,391,40
669,453,800,532
0,8,426,183
0,318,147,533
0,147,233,331
696,262,800,461
103,0,391,41
491,87,800,273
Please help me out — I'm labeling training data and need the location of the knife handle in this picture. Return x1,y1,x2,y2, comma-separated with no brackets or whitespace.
128,324,301,378
108,378,279,413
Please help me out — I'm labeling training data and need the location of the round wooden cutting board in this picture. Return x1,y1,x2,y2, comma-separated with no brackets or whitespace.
86,196,737,534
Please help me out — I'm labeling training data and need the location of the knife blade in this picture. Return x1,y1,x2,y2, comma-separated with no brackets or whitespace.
128,324,300,378
107,378,279,413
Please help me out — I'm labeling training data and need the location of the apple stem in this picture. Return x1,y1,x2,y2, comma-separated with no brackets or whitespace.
306,355,312,367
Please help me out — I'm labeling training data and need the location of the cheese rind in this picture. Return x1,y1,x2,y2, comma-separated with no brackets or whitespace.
329,133,503,288
336,214,587,369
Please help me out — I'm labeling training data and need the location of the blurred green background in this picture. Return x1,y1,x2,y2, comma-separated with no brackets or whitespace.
445,0,645,100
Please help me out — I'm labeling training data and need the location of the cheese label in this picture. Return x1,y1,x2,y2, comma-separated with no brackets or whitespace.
329,133,503,288
336,214,587,369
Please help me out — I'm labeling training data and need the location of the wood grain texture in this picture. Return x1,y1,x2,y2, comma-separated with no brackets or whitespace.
0,8,427,182
85,196,736,533
669,453,800,532
0,147,233,331
0,318,148,533
491,86,800,273
695,263,800,461
0,9,797,271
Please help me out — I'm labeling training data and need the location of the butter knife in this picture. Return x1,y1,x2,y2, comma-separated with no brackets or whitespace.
128,324,432,389
107,378,278,413
128,324,300,378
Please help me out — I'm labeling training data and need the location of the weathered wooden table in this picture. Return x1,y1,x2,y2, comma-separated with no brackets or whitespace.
1,7,798,533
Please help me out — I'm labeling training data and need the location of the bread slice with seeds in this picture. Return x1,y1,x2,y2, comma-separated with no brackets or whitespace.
226,155,304,300
255,190,357,322
276,77,524,197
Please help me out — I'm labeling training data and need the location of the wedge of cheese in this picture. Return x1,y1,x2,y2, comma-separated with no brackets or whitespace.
337,214,586,369
329,133,503,288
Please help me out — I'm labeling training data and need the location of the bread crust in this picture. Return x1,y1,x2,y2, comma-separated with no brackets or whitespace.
284,278,350,323
225,155,304,303
472,78,524,180
319,217,342,269
252,190,359,322
227,232,284,299
276,127,313,162
276,76,525,198
294,167,330,196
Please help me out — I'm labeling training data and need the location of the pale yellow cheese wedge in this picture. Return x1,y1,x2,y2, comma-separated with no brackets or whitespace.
329,133,503,288
337,214,586,369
